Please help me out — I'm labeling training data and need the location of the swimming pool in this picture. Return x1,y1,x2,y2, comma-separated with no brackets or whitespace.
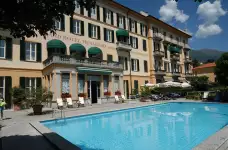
42,102,228,150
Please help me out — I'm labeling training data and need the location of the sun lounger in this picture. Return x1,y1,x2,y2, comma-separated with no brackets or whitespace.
78,97,85,107
115,95,121,103
57,98,63,109
66,98,73,108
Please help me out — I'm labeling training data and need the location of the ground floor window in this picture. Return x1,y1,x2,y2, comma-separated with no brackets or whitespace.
25,78,36,93
103,76,109,92
62,73,70,93
78,74,85,94
0,77,5,99
114,76,120,92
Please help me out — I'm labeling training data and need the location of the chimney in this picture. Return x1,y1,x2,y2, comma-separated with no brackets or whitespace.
140,11,149,17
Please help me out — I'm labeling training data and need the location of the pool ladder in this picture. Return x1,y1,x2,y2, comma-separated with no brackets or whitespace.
52,108,66,121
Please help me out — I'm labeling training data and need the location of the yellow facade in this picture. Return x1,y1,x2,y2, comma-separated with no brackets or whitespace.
0,0,192,108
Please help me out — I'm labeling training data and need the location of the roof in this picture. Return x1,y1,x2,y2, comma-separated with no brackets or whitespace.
109,0,192,38
193,63,216,70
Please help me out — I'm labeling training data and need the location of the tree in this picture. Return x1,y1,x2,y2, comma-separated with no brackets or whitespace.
0,0,96,39
205,59,215,64
215,53,228,86
192,59,200,68
190,76,209,91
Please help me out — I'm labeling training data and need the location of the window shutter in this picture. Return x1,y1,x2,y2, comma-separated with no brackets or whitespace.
20,40,25,61
117,13,119,27
112,30,114,43
135,21,138,33
80,6,84,15
20,77,25,88
137,59,140,71
104,28,107,41
111,11,114,25
130,36,133,46
136,38,138,49
123,16,126,29
88,23,91,38
5,76,12,109
143,40,146,51
118,56,121,62
140,23,143,35
36,77,42,88
144,60,148,72
61,15,65,31
145,25,148,37
131,59,134,70
88,8,91,17
125,57,128,70
97,6,100,21
6,38,12,60
107,55,113,62
103,8,106,22
36,43,42,62
81,21,84,35
70,17,73,33
97,26,100,40
129,18,132,31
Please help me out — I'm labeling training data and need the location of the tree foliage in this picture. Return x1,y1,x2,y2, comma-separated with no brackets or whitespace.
215,53,228,86
0,0,96,39
190,76,209,91
192,59,200,68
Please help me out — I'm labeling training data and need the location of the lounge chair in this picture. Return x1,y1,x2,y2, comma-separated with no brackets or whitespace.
202,92,209,101
115,95,121,103
57,98,63,109
78,97,85,107
121,95,126,102
66,98,73,108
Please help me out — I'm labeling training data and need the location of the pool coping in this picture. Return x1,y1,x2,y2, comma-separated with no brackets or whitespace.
31,102,228,150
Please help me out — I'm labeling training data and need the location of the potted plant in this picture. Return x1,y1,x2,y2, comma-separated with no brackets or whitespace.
11,87,26,111
115,90,121,96
26,87,53,115
104,91,111,97
61,93,71,102
78,93,86,98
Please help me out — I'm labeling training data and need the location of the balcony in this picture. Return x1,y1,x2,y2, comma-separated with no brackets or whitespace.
154,69,166,76
172,71,181,76
185,73,193,77
184,44,191,50
116,41,132,52
154,50,164,57
185,57,192,63
153,32,163,41
43,55,123,70
170,54,180,61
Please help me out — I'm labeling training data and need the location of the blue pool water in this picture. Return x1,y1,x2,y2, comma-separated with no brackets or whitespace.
42,102,228,150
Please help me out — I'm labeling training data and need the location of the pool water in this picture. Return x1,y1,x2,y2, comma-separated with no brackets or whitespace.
42,103,228,150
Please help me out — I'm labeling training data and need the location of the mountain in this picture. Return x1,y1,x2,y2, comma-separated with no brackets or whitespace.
190,49,225,62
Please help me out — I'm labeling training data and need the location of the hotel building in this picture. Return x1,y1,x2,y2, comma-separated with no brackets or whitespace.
0,0,192,108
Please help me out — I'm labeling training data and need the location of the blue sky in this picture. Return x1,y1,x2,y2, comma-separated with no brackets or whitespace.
115,0,228,51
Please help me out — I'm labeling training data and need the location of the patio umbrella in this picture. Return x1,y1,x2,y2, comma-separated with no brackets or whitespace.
145,83,159,87
181,82,191,88
162,81,182,87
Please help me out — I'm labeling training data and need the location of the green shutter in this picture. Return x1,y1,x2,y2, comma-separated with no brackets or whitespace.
137,59,140,71
111,11,114,25
81,21,84,35
20,40,25,61
20,77,25,89
117,13,119,27
145,25,148,37
61,15,65,31
143,40,146,51
131,59,134,70
70,17,73,33
5,76,12,109
36,77,42,88
6,38,12,60
123,16,126,29
125,57,128,70
136,38,138,49
88,8,91,17
130,36,132,46
107,55,113,62
140,23,143,35
36,43,42,62
135,21,138,33
112,30,114,43
88,23,91,37
134,80,138,94
103,8,106,22
80,6,84,15
129,18,132,31
97,6,100,21
104,28,107,41
97,26,100,40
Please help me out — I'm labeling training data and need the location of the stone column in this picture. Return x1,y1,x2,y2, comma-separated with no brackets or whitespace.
100,75,104,97
71,72,77,100
111,75,115,95
55,72,62,99
84,74,88,98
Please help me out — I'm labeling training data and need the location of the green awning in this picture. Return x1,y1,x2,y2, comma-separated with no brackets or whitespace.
168,45,181,53
77,67,112,75
88,47,102,55
70,44,86,53
116,29,129,37
47,39,66,49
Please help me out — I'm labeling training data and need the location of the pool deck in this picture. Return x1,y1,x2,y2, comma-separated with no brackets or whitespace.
1,99,228,150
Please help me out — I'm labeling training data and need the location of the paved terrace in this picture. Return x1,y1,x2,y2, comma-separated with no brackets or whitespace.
0,99,228,150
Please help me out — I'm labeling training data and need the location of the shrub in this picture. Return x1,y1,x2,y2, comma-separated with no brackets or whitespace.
186,91,202,100
140,86,151,97
190,76,209,91
11,87,26,105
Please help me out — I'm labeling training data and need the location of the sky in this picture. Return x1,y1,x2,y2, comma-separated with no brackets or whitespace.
115,0,228,51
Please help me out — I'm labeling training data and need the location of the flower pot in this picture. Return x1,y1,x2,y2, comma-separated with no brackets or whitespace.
32,105,43,115
13,104,21,111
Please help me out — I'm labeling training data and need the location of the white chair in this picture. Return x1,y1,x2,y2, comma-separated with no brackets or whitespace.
57,98,63,108
78,97,85,107
121,95,126,101
66,98,73,108
115,95,120,103
202,92,210,101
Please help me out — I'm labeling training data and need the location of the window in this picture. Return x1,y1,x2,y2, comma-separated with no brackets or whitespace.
106,10,111,20
73,20,81,34
0,40,6,58
143,40,147,51
75,0,80,9
152,27,158,33
132,37,137,48
62,73,70,94
25,42,36,61
176,37,179,42
163,31,166,36
144,60,148,72
103,76,109,92
106,29,112,42
131,21,135,29
118,15,124,28
0,77,5,99
164,45,168,58
131,59,139,72
141,24,147,36
25,78,36,93
119,56,128,71
91,24,97,38
91,7,96,15
134,80,139,94
55,20,61,30
145,80,149,84
119,16,123,24
107,54,113,62
183,39,186,44
153,42,160,51
170,34,173,39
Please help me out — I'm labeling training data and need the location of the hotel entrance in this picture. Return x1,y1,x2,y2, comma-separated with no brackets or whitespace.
87,76,101,104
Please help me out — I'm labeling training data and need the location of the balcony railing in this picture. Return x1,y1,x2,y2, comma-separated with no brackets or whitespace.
170,54,180,61
172,71,181,76
185,72,193,77
116,41,132,51
153,32,163,41
154,50,164,57
154,69,166,76
164,36,183,46
43,55,123,70
185,57,192,63
184,44,191,50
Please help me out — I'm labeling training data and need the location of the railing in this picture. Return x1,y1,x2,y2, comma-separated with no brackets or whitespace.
116,41,132,51
154,50,164,57
153,32,163,40
170,54,180,61
185,57,192,63
184,44,191,50
164,36,183,46
154,69,166,75
185,72,193,77
43,55,123,70
172,71,181,76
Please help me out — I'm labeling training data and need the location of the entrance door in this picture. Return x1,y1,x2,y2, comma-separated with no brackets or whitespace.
91,81,98,103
